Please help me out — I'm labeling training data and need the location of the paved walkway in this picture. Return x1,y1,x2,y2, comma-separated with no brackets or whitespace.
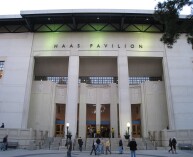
0,149,192,157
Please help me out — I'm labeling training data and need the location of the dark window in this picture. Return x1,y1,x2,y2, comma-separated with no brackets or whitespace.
129,76,162,85
35,76,68,84
79,76,118,84
35,76,162,85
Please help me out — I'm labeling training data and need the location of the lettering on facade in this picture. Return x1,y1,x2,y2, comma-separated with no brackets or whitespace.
54,43,143,49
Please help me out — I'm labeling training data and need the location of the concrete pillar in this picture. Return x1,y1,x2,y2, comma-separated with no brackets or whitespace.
79,83,87,139
65,55,79,139
162,57,175,130
140,83,148,137
96,88,101,131
110,83,118,138
117,55,131,138
21,57,34,128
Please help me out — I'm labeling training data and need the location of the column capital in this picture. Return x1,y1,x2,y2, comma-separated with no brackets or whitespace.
118,50,127,57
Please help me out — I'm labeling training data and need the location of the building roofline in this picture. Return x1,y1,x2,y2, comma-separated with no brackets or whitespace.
0,14,22,19
20,9,155,15
0,9,188,20
0,9,190,33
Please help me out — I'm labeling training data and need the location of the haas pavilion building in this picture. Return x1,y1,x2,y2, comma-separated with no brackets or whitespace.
0,9,193,147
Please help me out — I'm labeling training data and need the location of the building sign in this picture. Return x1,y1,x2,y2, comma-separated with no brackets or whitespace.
53,43,143,49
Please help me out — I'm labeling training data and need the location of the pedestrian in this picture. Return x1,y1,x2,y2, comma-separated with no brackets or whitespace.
105,139,111,155
95,138,101,154
101,138,105,154
168,138,172,153
172,137,177,154
0,135,8,151
90,140,96,155
96,128,101,138
0,123,4,128
66,138,72,157
93,128,96,138
118,139,123,154
78,137,83,152
89,127,93,138
128,138,137,157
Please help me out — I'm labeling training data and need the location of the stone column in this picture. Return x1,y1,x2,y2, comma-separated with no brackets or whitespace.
65,55,79,139
110,83,118,138
21,57,34,128
140,83,148,137
79,83,87,139
117,54,131,138
162,57,175,129
96,88,101,133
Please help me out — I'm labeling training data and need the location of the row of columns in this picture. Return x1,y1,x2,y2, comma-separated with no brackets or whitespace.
21,52,175,137
65,54,132,139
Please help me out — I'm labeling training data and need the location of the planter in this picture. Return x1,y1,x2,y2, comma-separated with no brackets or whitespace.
124,135,130,140
66,134,72,139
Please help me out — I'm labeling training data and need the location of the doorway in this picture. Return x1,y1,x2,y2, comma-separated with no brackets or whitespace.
86,104,96,138
100,104,110,138
55,103,65,137
131,104,141,138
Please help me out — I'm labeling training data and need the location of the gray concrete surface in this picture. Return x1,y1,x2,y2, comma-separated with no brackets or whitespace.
0,149,192,157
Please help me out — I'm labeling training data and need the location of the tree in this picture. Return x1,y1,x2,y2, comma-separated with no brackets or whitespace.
154,0,193,48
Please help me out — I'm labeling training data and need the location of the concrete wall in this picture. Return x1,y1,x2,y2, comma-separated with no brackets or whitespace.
0,33,34,128
28,81,56,136
161,129,193,146
163,35,193,130
141,81,168,137
0,128,47,149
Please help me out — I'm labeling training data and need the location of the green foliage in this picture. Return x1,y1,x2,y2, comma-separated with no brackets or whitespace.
125,130,129,135
154,0,193,48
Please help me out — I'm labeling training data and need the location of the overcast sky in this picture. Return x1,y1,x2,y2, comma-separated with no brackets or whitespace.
0,0,191,15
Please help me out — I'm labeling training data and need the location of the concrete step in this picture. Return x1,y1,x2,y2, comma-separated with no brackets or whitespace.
52,137,156,151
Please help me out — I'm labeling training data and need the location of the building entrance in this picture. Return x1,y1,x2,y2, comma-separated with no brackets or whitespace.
131,104,141,138
55,103,65,137
100,104,110,138
86,104,96,138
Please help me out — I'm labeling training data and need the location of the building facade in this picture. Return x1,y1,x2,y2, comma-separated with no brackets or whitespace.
0,10,193,140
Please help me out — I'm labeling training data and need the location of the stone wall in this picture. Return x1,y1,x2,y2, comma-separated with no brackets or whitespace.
0,128,48,149
149,129,193,147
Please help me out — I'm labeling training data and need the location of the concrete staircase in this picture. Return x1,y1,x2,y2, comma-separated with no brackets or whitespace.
59,138,67,151
50,137,62,150
122,138,147,150
41,137,62,150
57,137,156,151
143,138,156,150
83,137,155,151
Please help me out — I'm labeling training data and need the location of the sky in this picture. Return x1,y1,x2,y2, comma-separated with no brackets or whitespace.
0,0,191,15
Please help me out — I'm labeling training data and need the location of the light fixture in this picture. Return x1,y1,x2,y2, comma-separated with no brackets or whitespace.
127,122,130,137
66,122,69,136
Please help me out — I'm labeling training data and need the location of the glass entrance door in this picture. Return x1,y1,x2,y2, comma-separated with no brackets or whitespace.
131,104,141,138
100,104,110,138
86,104,96,138
55,103,65,137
